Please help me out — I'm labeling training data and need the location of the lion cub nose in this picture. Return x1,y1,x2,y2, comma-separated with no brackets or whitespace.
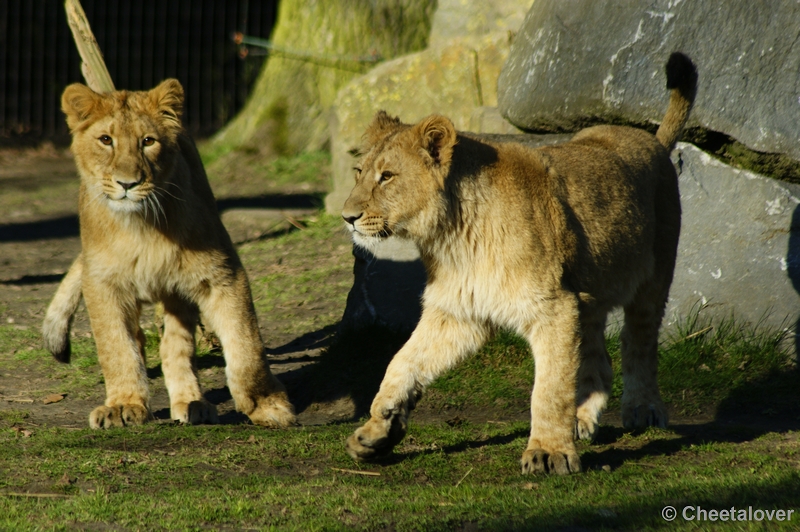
342,212,363,225
116,179,140,191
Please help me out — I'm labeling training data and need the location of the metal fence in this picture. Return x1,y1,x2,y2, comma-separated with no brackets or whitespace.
0,0,278,144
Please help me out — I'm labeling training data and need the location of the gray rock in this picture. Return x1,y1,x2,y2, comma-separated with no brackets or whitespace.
665,143,800,341
469,107,523,135
498,0,800,162
338,238,426,333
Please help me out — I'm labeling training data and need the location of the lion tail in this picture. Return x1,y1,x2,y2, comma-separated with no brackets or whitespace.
42,255,83,363
655,52,698,152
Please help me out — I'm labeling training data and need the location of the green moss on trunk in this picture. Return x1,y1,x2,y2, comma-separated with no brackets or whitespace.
213,0,436,156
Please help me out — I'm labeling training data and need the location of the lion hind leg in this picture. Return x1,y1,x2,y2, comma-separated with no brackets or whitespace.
620,288,669,430
160,297,218,425
521,295,582,475
575,309,613,441
346,308,489,461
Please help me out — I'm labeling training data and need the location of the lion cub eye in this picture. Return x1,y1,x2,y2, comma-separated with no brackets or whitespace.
99,135,113,146
142,137,156,147
378,171,395,184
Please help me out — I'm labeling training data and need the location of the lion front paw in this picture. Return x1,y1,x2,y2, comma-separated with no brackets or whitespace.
520,446,581,475
621,401,667,430
89,404,152,429
246,392,296,428
172,400,219,425
345,414,407,461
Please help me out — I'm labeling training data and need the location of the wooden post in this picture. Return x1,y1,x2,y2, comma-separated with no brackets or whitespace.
64,0,115,93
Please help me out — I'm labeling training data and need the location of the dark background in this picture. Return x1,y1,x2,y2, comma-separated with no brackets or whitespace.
0,0,279,145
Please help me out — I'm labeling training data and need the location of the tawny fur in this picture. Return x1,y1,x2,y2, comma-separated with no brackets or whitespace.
342,52,697,474
43,80,295,430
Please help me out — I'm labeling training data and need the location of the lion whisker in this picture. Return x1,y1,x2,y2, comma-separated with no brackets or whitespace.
156,183,185,203
151,194,168,229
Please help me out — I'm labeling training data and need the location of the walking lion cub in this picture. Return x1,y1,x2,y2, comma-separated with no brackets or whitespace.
343,53,697,474
43,80,295,429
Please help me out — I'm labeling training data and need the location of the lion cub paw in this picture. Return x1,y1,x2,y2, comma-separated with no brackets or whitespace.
246,393,296,428
345,414,407,461
89,404,152,429
621,402,668,430
575,418,599,442
520,447,581,475
172,400,219,425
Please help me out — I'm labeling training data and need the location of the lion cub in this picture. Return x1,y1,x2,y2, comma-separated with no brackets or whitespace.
43,80,295,430
343,53,697,474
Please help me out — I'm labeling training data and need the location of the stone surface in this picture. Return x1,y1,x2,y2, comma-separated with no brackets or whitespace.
429,0,534,46
469,106,523,135
325,32,517,215
665,143,800,339
498,0,800,162
338,240,427,333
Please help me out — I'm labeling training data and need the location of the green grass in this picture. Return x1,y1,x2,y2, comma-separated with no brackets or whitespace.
1,421,798,530
242,213,352,338
200,143,332,197
1,278,798,530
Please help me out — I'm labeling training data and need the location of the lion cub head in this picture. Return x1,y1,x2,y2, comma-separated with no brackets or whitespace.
61,79,185,215
342,111,457,249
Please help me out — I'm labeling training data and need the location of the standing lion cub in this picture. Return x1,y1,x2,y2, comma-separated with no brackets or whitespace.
343,53,697,474
43,79,295,430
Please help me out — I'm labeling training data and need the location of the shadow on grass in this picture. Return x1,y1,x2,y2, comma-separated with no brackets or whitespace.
476,474,800,531
278,325,410,419
276,319,800,472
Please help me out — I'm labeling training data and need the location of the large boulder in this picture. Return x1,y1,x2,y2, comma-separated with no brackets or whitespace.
498,0,800,162
666,143,800,338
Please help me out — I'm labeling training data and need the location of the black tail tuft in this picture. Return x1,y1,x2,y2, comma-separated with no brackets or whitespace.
52,338,71,364
665,52,698,93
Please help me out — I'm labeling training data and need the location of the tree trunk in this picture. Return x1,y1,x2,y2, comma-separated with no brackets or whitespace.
212,0,436,156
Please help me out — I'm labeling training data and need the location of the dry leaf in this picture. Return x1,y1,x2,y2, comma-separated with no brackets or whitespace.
12,427,33,438
43,393,66,405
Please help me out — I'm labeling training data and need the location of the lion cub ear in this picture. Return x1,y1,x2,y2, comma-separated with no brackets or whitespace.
61,83,103,132
414,114,457,170
149,79,184,126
